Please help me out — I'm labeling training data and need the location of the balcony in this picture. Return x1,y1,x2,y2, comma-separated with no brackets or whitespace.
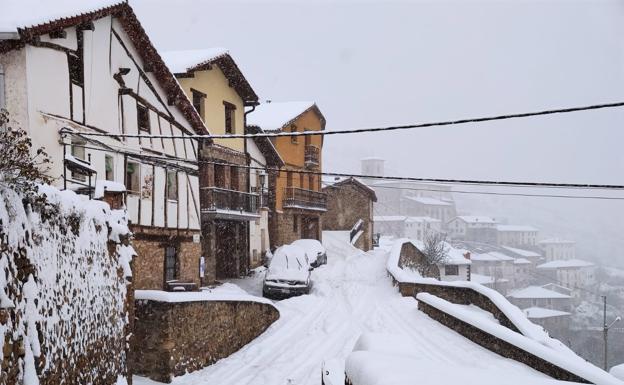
304,145,320,168
201,187,260,220
283,187,327,211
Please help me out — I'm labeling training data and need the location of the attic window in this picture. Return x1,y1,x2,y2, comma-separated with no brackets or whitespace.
192,88,206,120
137,104,150,132
224,101,236,134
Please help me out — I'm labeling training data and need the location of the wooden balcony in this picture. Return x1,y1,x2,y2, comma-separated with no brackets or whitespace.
201,187,260,220
304,145,320,168
283,187,327,211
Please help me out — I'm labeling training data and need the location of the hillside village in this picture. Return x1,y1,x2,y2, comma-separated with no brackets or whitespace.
0,1,623,385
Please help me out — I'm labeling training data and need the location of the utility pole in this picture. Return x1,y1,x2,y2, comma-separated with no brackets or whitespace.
603,295,607,371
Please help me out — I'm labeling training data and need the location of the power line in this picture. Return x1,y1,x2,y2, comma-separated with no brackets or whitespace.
72,100,624,140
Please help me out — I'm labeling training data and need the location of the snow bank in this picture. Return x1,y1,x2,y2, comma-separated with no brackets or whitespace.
135,282,273,306
417,293,623,385
611,364,624,381
0,183,133,384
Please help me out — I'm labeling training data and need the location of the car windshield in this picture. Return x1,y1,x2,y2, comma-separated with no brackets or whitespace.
270,245,308,271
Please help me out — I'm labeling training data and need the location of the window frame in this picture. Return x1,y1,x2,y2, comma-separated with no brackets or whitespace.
137,103,150,133
105,154,114,181
164,245,178,282
444,264,459,276
166,169,178,201
223,101,236,135
126,161,140,194
191,88,206,120
70,137,87,182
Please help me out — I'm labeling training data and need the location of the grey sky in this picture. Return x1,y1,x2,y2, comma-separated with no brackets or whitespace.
133,0,624,266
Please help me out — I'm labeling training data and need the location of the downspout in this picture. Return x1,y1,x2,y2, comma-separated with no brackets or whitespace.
243,102,257,272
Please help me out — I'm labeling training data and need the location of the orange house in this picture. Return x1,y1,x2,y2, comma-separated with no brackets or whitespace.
247,102,326,247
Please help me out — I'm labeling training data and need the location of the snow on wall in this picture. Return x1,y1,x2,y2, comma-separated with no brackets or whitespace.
0,183,134,385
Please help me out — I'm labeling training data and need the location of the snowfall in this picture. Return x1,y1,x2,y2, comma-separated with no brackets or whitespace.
134,235,620,385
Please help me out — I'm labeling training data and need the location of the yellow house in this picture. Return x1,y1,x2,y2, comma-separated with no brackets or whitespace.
161,48,260,279
247,102,326,247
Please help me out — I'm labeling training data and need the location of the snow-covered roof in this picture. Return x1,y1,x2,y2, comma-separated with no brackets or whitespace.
497,224,539,232
508,286,571,299
514,258,532,265
538,238,576,245
94,180,126,199
537,259,594,269
405,216,440,223
502,246,541,258
470,273,496,285
0,0,122,33
453,216,497,224
523,307,571,319
444,243,471,265
404,196,452,206
247,101,319,131
471,251,515,262
373,215,407,222
160,48,229,73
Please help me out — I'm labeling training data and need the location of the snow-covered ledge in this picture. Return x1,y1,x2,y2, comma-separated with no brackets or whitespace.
135,283,273,305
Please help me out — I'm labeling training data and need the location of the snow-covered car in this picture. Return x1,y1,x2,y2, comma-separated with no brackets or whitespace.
291,239,327,267
262,244,313,299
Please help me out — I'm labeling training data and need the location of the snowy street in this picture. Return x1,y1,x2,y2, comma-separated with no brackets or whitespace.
134,240,555,385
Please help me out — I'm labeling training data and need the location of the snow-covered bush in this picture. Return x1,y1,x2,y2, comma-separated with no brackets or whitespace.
0,183,135,385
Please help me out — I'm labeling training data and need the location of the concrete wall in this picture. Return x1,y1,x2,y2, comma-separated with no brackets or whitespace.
132,299,279,383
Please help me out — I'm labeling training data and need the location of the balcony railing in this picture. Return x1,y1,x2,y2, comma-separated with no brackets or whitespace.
304,145,320,167
201,187,260,218
283,187,327,211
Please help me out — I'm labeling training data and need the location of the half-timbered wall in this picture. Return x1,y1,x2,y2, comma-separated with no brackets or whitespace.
3,15,201,232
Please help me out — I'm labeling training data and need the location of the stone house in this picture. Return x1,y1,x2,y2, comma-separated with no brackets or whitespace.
322,177,378,251
161,49,262,279
496,224,539,247
0,1,207,291
247,101,327,247
447,215,498,244
397,240,471,282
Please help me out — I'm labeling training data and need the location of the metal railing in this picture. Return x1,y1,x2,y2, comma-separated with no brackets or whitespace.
201,187,259,214
283,187,327,210
304,145,320,167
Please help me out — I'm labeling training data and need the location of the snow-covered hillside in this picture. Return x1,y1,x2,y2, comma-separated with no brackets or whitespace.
133,238,591,385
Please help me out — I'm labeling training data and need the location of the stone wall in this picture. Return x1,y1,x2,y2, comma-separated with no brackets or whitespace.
0,185,132,385
131,225,202,290
392,278,520,333
133,299,279,383
272,211,323,247
322,183,374,251
417,301,590,383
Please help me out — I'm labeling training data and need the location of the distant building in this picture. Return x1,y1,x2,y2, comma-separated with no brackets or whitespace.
536,259,596,299
523,307,571,331
447,216,498,243
373,216,409,238
538,238,576,262
469,251,516,293
323,177,378,251
404,217,442,241
401,196,456,225
501,246,544,265
496,225,539,247
398,240,471,282
507,286,573,312
513,258,533,288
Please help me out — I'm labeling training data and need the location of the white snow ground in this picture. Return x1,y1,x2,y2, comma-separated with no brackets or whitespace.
134,241,572,385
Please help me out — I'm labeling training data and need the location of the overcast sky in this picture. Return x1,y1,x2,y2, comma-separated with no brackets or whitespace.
132,0,624,265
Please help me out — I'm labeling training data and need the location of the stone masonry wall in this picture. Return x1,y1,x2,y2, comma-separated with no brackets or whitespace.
272,211,323,247
322,184,374,251
0,185,132,385
133,299,279,383
417,301,590,383
392,278,520,333
131,225,202,290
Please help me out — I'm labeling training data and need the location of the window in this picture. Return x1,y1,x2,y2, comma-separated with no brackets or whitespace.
164,246,178,282
309,174,314,191
166,170,178,201
137,104,150,132
299,172,304,189
68,51,84,86
0,64,5,110
444,265,459,276
287,171,293,187
293,215,298,232
70,137,87,181
290,124,298,143
231,166,239,191
224,101,236,134
192,88,206,120
105,155,114,181
126,161,140,194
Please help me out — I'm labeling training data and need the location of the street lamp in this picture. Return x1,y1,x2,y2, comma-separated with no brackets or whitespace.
602,295,621,370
